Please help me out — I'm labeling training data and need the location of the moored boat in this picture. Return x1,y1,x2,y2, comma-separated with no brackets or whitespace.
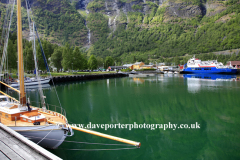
10,77,50,88
0,0,140,150
182,57,237,74
0,0,73,149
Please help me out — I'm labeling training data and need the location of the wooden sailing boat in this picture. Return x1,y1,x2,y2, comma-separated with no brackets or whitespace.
0,0,140,149
0,0,73,149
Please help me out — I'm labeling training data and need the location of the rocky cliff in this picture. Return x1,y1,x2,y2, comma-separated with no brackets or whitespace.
72,0,231,45
0,0,238,55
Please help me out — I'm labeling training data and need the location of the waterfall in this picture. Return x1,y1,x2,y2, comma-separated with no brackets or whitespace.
85,0,91,44
105,2,108,11
112,0,120,32
105,2,111,28
76,0,91,44
88,29,91,44
113,15,117,32
85,20,91,44
85,9,91,44
108,16,111,27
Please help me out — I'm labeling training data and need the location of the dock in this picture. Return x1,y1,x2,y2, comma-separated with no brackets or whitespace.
0,123,62,160
50,73,128,84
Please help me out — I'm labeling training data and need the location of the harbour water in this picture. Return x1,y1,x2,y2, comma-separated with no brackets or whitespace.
9,74,240,159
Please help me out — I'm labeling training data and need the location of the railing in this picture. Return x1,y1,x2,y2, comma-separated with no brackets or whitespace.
29,101,67,120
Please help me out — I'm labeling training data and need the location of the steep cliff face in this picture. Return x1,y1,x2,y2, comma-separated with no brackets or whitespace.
205,1,226,17
1,0,235,49
163,1,203,22
73,0,211,45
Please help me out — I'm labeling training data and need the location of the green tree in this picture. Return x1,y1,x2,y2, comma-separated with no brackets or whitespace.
88,55,98,70
25,47,34,71
104,56,114,68
36,42,48,71
51,47,63,72
61,43,73,71
229,52,237,61
96,56,104,68
7,40,17,72
42,39,54,58
72,46,84,70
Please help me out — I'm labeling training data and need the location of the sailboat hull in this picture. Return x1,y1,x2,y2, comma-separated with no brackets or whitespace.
9,125,67,149
10,78,50,88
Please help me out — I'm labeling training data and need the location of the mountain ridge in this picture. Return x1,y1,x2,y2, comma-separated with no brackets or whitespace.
0,0,239,63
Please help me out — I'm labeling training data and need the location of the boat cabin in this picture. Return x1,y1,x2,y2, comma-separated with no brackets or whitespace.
0,95,46,124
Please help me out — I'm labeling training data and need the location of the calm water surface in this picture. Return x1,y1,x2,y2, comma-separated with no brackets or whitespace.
11,74,240,160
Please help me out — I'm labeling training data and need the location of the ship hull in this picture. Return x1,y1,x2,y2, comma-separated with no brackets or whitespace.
10,78,50,88
182,67,237,74
9,125,67,149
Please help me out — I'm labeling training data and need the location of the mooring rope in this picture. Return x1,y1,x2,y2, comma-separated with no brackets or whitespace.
36,126,55,145
24,134,133,146
57,147,138,151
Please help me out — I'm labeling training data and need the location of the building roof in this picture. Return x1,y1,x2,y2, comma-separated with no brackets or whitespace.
158,63,165,66
134,62,144,65
141,65,153,67
226,61,240,65
108,66,128,69
123,64,133,67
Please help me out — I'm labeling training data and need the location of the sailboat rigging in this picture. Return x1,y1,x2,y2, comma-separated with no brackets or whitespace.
0,0,140,149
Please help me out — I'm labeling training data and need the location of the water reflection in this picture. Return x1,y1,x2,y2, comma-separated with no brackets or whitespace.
132,78,145,84
8,76,238,159
184,74,237,93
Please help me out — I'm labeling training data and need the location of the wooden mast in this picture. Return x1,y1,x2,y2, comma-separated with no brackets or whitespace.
17,0,26,105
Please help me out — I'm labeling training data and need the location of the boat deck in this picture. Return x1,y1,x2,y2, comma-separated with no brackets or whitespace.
1,109,67,126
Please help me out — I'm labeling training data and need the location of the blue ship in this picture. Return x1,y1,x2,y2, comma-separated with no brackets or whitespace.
182,57,237,74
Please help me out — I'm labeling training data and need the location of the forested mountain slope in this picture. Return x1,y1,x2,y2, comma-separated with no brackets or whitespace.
0,0,88,46
0,0,239,63
80,0,240,62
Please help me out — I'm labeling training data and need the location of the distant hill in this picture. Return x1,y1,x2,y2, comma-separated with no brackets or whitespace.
0,0,240,63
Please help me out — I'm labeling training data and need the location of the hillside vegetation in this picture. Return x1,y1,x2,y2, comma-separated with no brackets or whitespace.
88,0,240,63
0,0,87,46
1,0,240,65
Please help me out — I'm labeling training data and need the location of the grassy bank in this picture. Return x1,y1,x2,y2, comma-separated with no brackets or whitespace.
39,71,116,77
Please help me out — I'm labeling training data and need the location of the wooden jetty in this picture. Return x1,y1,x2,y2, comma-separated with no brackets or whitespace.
0,123,61,160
